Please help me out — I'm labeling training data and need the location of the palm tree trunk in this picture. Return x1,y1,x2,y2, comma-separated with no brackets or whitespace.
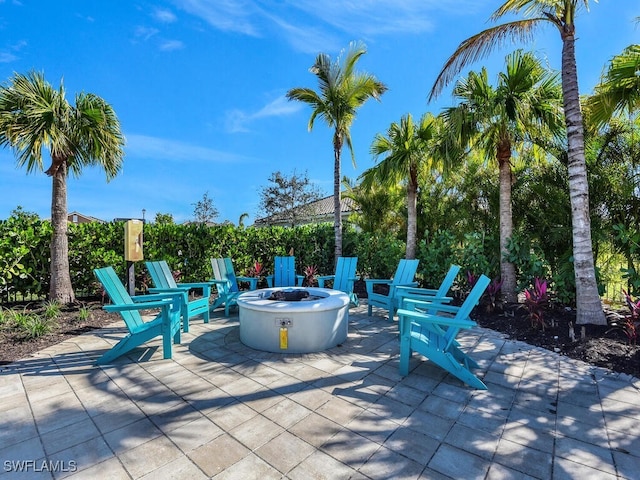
498,143,517,303
406,169,418,259
561,30,605,325
333,138,343,262
49,162,76,303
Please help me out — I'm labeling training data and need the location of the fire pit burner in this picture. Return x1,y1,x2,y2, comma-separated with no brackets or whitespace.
267,289,310,301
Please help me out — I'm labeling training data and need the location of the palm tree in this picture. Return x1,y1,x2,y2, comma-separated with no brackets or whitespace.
360,113,443,259
287,41,387,260
428,0,606,325
442,50,563,303
0,71,125,303
342,177,404,235
588,44,640,128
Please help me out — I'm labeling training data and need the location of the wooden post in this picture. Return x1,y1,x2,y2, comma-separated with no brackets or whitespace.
127,261,135,296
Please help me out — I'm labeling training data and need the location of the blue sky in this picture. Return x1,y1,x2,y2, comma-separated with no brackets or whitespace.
0,1,637,225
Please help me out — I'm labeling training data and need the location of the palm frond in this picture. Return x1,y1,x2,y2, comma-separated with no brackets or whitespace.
429,19,544,102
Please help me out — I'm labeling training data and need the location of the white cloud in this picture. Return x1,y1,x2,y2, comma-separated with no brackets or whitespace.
154,8,177,23
225,95,303,133
160,40,185,51
134,26,159,41
0,52,17,63
0,40,27,63
125,134,249,163
171,0,262,36
266,13,341,55
288,0,436,37
171,0,492,53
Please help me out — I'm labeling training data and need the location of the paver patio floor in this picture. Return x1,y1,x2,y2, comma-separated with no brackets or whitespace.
1,302,638,479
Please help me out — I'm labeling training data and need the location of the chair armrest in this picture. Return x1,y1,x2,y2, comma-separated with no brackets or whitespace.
317,275,335,288
208,279,231,292
388,282,418,297
177,281,215,289
402,299,463,315
364,279,393,285
364,278,392,294
316,275,335,281
397,308,477,329
401,297,454,313
105,295,181,312
176,282,214,295
131,292,184,302
148,287,189,294
236,276,259,290
395,286,439,296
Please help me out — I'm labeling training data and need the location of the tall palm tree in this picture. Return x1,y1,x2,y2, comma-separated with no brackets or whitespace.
0,71,125,303
429,0,606,325
287,41,387,260
588,44,640,128
360,113,443,259
442,50,563,303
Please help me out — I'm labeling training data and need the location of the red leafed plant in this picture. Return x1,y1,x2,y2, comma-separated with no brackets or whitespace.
523,277,549,330
303,265,318,287
484,277,504,312
606,289,639,344
466,271,478,289
247,261,264,278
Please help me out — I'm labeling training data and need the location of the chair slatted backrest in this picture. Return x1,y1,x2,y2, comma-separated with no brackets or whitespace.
392,259,420,286
273,256,296,287
436,265,461,297
443,274,490,346
94,266,144,331
333,257,358,292
146,260,178,289
211,258,239,293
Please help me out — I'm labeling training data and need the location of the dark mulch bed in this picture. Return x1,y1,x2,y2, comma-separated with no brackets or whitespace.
472,304,640,378
353,279,640,378
1,286,639,379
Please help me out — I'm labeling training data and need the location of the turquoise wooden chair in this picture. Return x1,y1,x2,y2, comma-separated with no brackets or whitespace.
94,266,182,365
397,274,490,389
210,257,259,316
365,259,420,320
266,256,304,287
317,257,359,306
395,265,461,311
145,260,212,332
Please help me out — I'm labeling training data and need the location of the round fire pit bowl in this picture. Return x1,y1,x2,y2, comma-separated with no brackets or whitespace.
237,287,349,353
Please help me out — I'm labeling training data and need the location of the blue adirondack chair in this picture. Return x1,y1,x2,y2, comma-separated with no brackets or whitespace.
317,257,359,306
210,257,259,316
395,265,461,311
365,259,420,320
397,274,490,389
266,256,304,287
94,266,182,364
145,260,212,333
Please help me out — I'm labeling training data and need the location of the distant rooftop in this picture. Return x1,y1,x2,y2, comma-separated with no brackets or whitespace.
253,194,358,227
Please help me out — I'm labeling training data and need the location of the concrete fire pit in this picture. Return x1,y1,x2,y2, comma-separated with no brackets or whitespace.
237,287,349,353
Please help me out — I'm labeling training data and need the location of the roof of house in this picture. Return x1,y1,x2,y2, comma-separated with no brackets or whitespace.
253,194,358,227
67,211,105,224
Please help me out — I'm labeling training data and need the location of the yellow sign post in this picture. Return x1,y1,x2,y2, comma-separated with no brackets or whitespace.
124,220,144,261
124,220,144,295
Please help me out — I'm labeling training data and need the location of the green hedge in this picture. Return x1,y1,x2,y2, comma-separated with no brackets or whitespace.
1,210,511,303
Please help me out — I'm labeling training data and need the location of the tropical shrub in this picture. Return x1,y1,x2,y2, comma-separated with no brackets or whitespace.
523,277,550,330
